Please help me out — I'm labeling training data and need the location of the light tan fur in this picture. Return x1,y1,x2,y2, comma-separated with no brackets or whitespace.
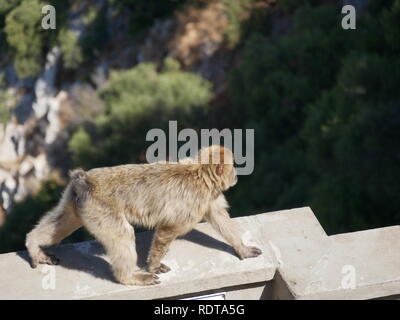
25,145,261,286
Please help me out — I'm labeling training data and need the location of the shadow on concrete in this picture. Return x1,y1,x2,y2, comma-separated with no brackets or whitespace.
17,228,237,284
16,241,115,283
181,229,237,258
135,228,238,269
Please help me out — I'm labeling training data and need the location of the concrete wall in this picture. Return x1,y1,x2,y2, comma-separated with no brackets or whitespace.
0,207,399,299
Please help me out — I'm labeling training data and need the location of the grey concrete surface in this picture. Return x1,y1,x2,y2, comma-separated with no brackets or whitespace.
0,213,274,299
255,208,400,300
0,207,399,299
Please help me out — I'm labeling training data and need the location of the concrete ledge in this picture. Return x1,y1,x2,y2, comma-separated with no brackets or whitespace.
0,212,275,300
0,207,399,299
259,209,400,300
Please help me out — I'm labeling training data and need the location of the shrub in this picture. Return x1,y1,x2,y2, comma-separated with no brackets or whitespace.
69,59,212,168
59,29,83,69
4,0,45,78
228,0,400,233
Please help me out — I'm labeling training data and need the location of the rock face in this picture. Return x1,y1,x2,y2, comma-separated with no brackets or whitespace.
0,2,104,215
0,0,240,216
0,0,104,216
0,47,63,214
169,0,228,67
138,0,230,86
139,0,228,67
0,50,106,215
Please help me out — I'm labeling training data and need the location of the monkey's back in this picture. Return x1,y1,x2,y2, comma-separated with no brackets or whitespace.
84,163,214,229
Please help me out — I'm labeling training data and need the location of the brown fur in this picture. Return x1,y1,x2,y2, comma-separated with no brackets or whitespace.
25,145,261,286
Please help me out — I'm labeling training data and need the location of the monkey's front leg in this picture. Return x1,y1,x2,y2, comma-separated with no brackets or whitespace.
147,226,179,274
206,207,262,260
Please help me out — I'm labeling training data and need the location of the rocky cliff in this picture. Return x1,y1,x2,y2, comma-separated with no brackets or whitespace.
0,0,276,219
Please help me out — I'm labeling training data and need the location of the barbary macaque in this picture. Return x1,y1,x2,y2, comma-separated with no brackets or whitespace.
26,145,262,285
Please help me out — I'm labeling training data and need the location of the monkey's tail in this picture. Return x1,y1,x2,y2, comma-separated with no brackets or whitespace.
69,168,91,208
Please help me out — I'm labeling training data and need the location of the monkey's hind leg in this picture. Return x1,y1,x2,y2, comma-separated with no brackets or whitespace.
26,191,82,268
80,205,159,286
147,226,180,274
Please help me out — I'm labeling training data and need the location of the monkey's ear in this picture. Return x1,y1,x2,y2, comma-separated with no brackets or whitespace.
216,164,224,175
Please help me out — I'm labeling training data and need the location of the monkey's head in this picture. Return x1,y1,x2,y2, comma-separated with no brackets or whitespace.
198,145,238,191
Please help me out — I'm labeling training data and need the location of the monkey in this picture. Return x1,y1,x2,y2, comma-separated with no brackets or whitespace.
25,145,262,286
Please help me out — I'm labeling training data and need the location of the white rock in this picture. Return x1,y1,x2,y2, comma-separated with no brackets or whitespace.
45,96,61,144
19,158,34,176
13,177,28,203
4,176,17,192
0,122,24,162
0,168,11,181
32,47,61,119
32,153,50,180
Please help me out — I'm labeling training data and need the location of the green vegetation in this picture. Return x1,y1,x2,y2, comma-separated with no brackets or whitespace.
69,59,212,168
59,29,83,69
80,4,108,61
223,0,253,47
109,0,191,36
4,0,45,78
0,91,11,124
0,73,12,124
228,0,400,233
0,0,399,254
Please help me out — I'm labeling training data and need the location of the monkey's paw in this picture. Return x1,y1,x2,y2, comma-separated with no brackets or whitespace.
148,263,171,274
126,272,160,286
30,251,60,268
238,246,262,260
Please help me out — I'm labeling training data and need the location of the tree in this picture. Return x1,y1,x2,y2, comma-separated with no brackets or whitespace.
69,59,212,169
4,0,45,78
228,0,400,233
